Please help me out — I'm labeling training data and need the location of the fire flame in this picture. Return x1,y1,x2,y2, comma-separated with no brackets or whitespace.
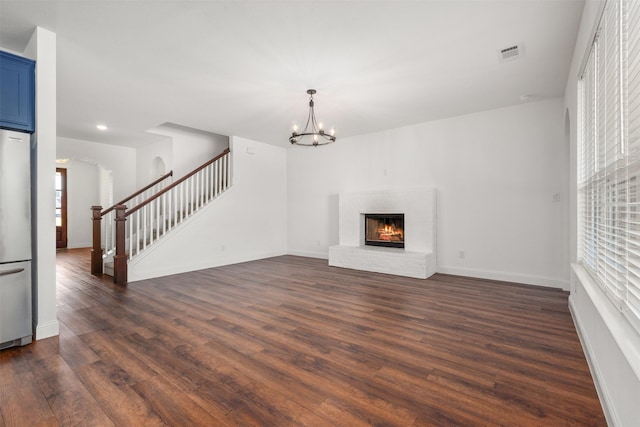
377,224,403,241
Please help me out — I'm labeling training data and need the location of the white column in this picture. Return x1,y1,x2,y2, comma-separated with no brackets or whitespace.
25,27,59,340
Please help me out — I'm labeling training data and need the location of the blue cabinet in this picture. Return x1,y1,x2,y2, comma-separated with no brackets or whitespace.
0,51,35,133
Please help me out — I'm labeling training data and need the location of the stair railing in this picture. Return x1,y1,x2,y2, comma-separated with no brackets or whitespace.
91,171,173,274
113,148,231,284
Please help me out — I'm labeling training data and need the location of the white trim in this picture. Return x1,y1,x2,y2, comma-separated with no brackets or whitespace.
287,249,328,260
578,0,607,79
572,263,640,380
437,265,569,290
569,294,618,427
34,319,59,340
66,243,91,249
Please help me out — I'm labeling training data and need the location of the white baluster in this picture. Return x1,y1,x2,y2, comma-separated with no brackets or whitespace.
196,172,201,209
216,159,220,194
128,212,133,257
162,193,167,235
220,157,227,191
190,176,194,213
205,164,210,202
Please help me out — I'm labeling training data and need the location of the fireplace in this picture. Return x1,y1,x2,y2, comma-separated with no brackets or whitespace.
330,189,436,278
364,213,405,249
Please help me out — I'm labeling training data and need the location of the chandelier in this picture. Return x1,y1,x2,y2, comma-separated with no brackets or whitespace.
289,89,336,146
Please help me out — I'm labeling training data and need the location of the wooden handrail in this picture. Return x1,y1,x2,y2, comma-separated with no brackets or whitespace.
101,171,173,216
126,148,230,218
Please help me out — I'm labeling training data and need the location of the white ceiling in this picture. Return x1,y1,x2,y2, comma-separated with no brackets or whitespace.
0,0,585,148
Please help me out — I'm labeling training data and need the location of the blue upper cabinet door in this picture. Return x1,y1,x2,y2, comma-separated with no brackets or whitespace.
0,51,36,133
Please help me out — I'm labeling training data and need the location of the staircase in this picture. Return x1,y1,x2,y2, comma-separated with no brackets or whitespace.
92,148,232,284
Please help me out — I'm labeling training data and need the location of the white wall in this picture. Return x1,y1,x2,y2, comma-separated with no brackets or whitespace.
98,167,111,209
24,27,59,340
57,136,137,203
56,160,101,248
135,137,172,187
128,136,287,281
288,97,568,289
564,1,640,425
142,123,229,184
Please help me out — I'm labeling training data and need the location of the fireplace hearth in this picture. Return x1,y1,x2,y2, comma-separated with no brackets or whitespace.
364,213,404,249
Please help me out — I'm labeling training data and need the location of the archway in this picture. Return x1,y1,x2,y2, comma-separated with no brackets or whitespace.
150,156,167,179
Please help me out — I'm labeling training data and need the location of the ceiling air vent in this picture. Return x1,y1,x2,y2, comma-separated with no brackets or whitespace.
497,44,523,63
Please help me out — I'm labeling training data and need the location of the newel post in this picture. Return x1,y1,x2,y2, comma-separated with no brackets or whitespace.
91,206,103,274
113,205,128,284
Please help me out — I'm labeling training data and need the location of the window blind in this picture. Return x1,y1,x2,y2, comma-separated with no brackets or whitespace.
579,0,640,333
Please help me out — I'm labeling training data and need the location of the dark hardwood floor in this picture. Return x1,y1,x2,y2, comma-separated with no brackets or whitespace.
0,248,605,426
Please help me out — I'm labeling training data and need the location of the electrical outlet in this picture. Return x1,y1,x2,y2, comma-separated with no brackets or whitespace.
459,250,465,259
221,244,225,251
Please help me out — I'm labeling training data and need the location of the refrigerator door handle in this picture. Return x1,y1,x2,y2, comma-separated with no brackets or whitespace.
0,268,25,276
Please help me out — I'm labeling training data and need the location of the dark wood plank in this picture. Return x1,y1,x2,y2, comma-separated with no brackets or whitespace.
73,360,167,426
57,323,101,370
0,354,56,426
132,375,226,426
29,355,115,426
0,248,606,426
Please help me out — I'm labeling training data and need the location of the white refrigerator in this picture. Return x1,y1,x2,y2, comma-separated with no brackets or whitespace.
0,129,32,350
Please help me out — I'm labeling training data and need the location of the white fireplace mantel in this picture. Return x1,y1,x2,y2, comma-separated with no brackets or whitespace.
328,189,437,279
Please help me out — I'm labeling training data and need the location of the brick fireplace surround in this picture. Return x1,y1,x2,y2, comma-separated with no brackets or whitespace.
328,189,436,279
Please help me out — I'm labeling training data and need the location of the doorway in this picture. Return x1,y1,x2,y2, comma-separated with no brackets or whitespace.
56,168,67,249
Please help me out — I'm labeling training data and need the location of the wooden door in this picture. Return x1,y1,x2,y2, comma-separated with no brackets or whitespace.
56,168,67,249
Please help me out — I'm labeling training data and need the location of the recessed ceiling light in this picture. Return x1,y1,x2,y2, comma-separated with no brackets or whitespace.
96,124,108,131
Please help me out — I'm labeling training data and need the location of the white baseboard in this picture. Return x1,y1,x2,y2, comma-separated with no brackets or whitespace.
437,265,569,290
66,243,91,249
287,249,328,260
35,319,59,340
283,256,569,289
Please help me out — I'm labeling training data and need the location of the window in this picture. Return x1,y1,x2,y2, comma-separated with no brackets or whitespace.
579,0,640,333
56,168,67,249
55,170,63,227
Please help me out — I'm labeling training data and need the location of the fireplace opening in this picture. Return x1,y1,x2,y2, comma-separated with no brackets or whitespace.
364,213,405,249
